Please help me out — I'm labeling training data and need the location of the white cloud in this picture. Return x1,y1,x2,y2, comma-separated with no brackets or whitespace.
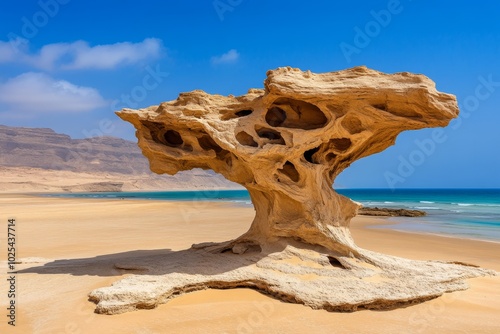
0,72,107,112
0,38,162,70
0,41,14,62
210,49,240,65
0,39,21,62
62,38,162,70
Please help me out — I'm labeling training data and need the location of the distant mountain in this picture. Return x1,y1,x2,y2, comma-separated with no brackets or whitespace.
0,125,239,192
0,125,150,173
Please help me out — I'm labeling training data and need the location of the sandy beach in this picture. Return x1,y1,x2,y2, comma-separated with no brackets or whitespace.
2,0,499,332
0,194,499,334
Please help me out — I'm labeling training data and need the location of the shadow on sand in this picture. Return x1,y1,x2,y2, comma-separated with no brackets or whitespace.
18,244,271,278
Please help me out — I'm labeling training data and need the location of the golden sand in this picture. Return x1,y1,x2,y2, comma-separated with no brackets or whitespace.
0,195,499,333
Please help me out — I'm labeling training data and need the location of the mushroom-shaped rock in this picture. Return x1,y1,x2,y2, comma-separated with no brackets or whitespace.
89,67,495,315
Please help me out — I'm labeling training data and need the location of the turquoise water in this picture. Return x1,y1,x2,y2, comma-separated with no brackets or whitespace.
48,189,500,242
339,189,500,242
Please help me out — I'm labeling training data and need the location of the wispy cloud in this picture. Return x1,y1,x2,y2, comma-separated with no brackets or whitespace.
0,38,163,70
0,41,15,63
0,72,106,113
210,49,240,65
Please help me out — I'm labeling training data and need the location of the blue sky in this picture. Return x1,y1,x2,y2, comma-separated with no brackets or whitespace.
0,0,499,188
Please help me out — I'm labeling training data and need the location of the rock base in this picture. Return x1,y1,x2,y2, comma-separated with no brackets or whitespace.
89,240,495,315
358,207,426,217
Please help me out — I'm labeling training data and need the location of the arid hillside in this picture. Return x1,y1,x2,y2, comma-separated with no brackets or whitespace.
0,125,239,192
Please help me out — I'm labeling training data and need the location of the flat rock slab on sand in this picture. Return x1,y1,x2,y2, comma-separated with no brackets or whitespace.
89,241,494,315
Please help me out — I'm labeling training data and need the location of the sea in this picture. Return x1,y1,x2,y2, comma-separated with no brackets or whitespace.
48,189,500,242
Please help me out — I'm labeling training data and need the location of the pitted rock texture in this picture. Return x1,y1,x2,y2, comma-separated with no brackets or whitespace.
89,66,495,314
117,66,458,255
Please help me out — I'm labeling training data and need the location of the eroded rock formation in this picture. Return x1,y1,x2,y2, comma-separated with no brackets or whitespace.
89,66,495,314
358,207,426,217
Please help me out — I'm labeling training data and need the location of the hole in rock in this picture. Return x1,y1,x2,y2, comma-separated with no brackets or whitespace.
325,152,337,162
141,121,167,145
268,98,328,130
164,130,183,147
341,115,363,134
372,103,423,119
216,149,231,161
304,147,320,164
373,103,387,111
278,161,300,182
389,108,423,119
198,135,223,153
330,138,352,152
236,131,258,147
135,302,156,310
225,155,233,167
327,104,347,117
245,244,262,253
235,109,253,117
221,109,254,120
265,107,287,126
327,256,346,269
256,127,285,145
231,242,262,255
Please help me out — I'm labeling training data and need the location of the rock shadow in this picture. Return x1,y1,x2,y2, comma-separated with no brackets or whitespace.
18,244,272,278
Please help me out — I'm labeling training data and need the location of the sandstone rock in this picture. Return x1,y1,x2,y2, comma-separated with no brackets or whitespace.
358,207,426,217
89,66,495,314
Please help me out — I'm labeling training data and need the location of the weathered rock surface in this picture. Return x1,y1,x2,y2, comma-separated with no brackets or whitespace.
90,66,495,314
358,207,426,217
0,125,238,191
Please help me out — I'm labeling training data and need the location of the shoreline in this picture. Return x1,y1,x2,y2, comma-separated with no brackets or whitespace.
363,217,500,245
371,223,500,245
3,193,499,255
5,192,500,245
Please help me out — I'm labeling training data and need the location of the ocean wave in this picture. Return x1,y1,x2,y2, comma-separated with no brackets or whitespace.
420,201,435,204
384,201,395,204
361,201,387,206
414,206,441,210
450,202,500,208
231,200,253,205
